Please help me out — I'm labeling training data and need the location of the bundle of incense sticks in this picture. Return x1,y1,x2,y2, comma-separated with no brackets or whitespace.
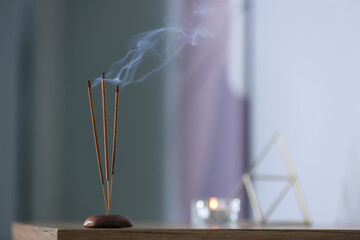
87,73,119,214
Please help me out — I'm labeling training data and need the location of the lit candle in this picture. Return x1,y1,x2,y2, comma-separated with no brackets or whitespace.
209,197,218,210
191,197,241,225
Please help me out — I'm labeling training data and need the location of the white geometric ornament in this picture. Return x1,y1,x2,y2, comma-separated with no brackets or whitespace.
230,133,311,225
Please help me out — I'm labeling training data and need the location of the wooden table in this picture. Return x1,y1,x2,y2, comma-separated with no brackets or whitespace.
12,222,360,240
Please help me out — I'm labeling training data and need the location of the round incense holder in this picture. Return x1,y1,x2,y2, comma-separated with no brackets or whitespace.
83,214,133,228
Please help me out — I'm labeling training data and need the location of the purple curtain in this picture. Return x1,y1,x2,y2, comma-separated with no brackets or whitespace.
176,0,248,221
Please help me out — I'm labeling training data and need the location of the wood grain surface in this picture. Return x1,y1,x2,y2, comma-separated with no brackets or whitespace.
12,222,360,240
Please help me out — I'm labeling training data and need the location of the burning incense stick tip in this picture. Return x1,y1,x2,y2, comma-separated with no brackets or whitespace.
88,80,91,88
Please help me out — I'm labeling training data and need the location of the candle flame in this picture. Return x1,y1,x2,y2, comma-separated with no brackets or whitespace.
209,197,218,210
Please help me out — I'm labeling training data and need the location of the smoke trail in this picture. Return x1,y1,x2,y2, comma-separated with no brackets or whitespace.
92,5,215,88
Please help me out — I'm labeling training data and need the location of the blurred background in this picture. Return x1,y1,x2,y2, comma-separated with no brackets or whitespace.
2,0,360,239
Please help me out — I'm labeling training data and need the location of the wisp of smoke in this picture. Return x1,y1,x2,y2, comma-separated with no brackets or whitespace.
92,10,214,88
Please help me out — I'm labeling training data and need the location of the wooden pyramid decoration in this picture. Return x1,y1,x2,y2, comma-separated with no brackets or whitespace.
230,133,311,225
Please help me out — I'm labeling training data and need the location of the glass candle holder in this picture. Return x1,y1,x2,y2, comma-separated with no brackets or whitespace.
191,197,241,225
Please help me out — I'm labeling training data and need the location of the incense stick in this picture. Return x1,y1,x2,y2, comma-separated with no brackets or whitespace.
87,80,109,214
101,73,110,214
109,85,120,212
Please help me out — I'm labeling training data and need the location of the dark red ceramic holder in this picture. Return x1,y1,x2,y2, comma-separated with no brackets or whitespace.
83,214,133,228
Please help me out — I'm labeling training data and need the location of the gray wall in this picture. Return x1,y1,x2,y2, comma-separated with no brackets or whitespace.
252,0,360,224
0,1,21,239
30,0,166,221
1,1,166,238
